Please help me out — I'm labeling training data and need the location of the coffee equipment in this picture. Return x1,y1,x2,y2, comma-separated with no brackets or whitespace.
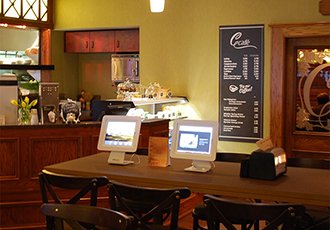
111,54,139,83
39,82,59,124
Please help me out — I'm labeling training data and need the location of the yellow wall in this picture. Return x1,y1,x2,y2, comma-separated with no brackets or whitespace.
53,0,329,153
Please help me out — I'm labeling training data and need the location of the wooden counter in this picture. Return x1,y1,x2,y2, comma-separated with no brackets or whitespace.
0,119,169,230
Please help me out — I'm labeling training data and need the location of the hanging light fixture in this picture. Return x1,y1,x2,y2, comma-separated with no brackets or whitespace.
150,0,165,13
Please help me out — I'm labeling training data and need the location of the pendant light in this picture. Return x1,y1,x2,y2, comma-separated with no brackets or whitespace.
150,0,165,13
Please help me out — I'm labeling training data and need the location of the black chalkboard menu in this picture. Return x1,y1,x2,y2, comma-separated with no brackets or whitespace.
219,25,264,142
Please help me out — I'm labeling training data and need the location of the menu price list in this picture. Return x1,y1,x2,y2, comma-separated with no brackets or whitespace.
219,25,264,142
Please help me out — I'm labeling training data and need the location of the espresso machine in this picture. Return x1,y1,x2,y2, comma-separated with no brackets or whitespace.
39,82,59,124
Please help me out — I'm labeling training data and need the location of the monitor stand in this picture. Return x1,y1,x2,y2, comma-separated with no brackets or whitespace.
107,151,134,165
184,160,213,173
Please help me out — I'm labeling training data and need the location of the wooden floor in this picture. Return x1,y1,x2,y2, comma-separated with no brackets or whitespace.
179,212,207,230
177,193,204,230
179,213,199,230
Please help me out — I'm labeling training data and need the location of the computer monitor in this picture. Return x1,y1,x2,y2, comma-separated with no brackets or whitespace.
97,115,141,165
170,119,218,172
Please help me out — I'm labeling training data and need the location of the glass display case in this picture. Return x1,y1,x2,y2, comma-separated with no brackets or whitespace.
125,97,189,120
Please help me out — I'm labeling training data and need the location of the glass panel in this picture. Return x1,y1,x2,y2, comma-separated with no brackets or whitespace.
40,0,48,21
0,27,39,65
23,0,38,20
2,0,49,22
296,48,330,132
4,0,21,18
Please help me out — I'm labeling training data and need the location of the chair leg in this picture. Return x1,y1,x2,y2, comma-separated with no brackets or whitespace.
192,213,208,230
192,214,199,230
215,221,220,230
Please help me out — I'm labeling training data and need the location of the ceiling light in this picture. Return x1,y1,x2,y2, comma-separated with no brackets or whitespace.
150,0,165,13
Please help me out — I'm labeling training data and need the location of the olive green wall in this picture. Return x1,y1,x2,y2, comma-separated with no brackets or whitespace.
51,31,79,99
52,0,329,153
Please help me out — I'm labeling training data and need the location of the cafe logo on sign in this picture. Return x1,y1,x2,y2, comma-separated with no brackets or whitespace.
230,32,257,50
229,84,253,94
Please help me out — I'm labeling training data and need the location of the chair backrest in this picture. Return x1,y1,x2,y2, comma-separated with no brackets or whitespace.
41,203,133,230
108,180,191,230
39,169,109,205
204,194,306,230
39,169,109,229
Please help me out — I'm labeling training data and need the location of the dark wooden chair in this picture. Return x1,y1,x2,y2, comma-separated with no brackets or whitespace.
204,194,306,230
108,180,191,230
38,169,109,229
41,203,133,230
193,153,251,230
286,158,330,230
304,217,330,230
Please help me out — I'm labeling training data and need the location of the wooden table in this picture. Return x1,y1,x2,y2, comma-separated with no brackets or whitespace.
45,152,330,207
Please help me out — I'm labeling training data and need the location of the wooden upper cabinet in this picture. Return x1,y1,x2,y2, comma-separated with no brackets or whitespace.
65,29,139,53
90,31,115,52
65,31,90,53
115,29,139,52
65,32,89,53
65,31,115,53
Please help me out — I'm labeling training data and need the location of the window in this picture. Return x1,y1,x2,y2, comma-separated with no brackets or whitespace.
295,48,330,132
0,0,53,28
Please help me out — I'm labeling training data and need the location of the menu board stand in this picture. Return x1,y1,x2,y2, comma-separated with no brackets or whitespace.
219,25,264,142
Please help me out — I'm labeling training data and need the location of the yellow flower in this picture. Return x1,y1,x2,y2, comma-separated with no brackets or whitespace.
30,99,38,107
10,99,18,106
10,96,38,109
24,97,30,104
21,101,27,108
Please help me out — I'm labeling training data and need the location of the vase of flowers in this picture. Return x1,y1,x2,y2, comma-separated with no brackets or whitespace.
11,96,38,125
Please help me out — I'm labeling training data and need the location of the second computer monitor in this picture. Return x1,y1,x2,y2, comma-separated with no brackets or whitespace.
170,119,218,172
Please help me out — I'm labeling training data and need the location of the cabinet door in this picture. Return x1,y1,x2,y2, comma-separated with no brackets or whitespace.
115,29,139,52
65,32,90,53
90,31,115,53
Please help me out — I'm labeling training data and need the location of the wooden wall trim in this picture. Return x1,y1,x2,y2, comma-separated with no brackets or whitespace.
269,22,330,148
319,0,330,15
40,29,52,82
269,27,285,147
269,22,330,37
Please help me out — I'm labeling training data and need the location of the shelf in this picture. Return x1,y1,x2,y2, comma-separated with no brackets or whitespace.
130,97,188,115
0,64,55,70
130,97,188,106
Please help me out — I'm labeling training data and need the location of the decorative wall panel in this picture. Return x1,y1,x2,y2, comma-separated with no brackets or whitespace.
0,138,19,181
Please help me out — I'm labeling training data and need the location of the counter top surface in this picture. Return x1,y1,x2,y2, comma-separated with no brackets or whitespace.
0,118,169,129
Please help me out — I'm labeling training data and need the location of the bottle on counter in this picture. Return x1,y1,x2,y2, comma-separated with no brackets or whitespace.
30,109,39,125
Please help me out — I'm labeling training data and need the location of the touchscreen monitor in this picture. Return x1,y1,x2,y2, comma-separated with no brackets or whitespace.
97,115,141,165
170,119,218,172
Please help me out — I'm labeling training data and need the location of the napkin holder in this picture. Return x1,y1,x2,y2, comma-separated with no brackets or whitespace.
241,147,287,180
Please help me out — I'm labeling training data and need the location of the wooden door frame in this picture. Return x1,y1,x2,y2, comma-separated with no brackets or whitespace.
269,22,330,148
